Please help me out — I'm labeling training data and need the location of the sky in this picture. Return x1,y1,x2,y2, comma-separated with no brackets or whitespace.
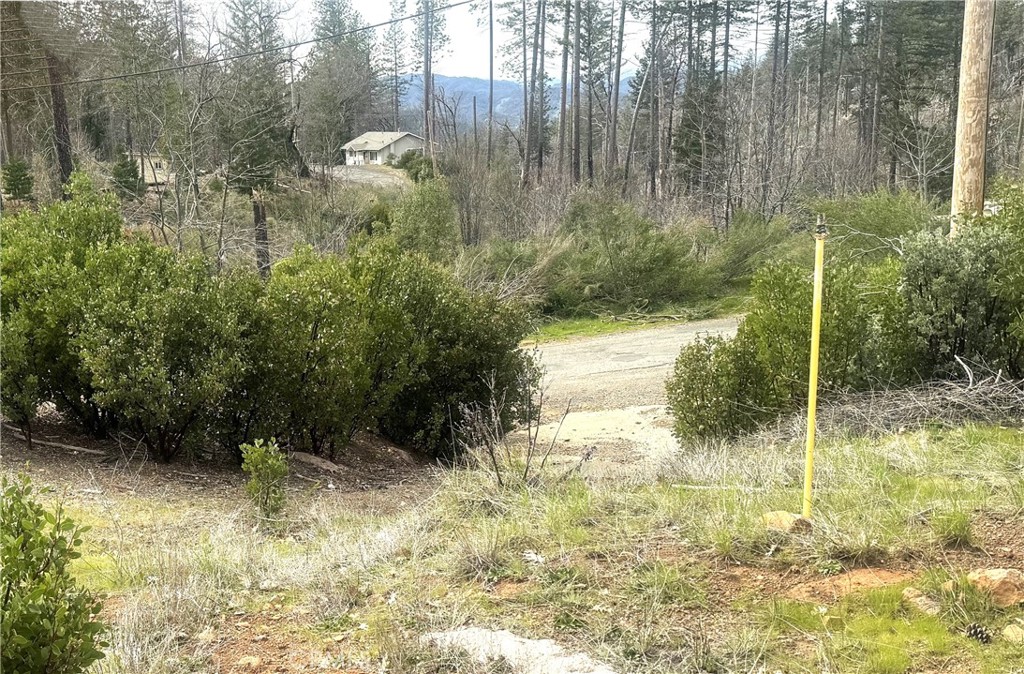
279,0,654,80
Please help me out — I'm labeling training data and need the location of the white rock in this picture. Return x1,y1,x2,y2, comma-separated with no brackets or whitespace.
424,627,618,674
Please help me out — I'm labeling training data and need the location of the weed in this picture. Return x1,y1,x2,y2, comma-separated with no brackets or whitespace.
929,508,973,548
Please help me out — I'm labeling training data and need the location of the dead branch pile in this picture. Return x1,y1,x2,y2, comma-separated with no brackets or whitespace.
757,375,1024,443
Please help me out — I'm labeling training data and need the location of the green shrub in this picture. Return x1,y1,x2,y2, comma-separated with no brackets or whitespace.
807,189,939,258
394,148,433,182
666,334,776,439
241,439,288,518
0,310,43,445
2,157,34,200
547,193,705,315
708,210,796,283
388,178,460,263
77,242,241,461
1,474,107,673
110,151,143,200
376,247,538,457
901,226,1023,378
0,174,123,434
666,253,913,440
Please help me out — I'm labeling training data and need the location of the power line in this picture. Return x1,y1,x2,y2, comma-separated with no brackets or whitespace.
0,0,474,94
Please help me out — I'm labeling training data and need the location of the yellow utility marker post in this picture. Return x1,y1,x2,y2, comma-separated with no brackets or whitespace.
802,216,827,520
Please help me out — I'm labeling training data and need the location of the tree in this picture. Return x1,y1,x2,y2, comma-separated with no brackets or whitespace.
217,0,290,276
384,0,409,131
2,158,34,200
111,151,144,200
300,0,378,167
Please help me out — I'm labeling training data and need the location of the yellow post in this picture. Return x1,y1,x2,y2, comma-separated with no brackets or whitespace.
802,216,827,519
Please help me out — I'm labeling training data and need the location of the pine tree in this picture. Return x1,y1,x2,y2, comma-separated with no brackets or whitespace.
111,152,143,200
2,158,34,201
217,0,290,277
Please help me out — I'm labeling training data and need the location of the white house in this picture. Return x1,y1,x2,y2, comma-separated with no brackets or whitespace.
342,132,425,166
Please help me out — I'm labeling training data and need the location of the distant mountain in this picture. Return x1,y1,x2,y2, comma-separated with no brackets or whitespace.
402,73,633,123
403,74,524,121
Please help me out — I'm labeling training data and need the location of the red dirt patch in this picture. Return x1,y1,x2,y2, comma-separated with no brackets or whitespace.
785,568,913,603
209,605,369,674
491,580,534,599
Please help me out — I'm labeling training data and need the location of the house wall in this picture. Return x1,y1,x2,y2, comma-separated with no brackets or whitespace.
384,136,425,163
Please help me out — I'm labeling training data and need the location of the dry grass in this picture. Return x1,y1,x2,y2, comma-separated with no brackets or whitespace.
5,422,1022,673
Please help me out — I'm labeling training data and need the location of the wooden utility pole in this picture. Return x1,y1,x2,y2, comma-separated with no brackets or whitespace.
949,0,995,231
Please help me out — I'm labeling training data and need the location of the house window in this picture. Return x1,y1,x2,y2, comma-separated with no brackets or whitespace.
154,161,163,169
369,151,378,162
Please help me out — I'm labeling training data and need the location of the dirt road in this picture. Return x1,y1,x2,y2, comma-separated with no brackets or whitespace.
328,165,410,189
528,317,740,471
536,317,740,412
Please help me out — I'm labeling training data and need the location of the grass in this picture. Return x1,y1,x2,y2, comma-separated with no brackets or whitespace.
11,423,1024,673
528,292,749,343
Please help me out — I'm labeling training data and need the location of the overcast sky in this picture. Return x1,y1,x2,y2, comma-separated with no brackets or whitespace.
278,0,657,80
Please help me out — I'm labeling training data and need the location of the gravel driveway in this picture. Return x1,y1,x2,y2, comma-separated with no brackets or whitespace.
526,317,741,471
536,317,740,413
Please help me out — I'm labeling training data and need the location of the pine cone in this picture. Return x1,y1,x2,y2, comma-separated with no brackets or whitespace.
965,622,992,644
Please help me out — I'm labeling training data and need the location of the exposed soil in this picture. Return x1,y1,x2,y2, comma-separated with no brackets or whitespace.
208,605,369,674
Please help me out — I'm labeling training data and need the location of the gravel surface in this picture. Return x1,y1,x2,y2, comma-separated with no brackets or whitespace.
527,318,740,471
536,317,740,413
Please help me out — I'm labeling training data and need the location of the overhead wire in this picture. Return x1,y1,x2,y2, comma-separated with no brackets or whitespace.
0,0,474,94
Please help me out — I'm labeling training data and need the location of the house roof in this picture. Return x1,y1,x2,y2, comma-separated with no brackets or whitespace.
342,131,424,152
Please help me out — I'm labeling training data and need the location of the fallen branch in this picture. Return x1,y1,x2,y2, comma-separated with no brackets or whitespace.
2,424,107,456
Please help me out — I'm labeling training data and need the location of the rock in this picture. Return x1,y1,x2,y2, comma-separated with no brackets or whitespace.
196,628,217,643
236,656,262,669
1002,624,1024,644
424,627,618,674
762,511,812,534
259,579,281,591
966,568,1024,608
902,587,941,616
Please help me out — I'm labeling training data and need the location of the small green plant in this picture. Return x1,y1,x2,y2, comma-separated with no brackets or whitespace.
2,157,34,200
241,438,289,518
930,509,973,548
1,474,107,673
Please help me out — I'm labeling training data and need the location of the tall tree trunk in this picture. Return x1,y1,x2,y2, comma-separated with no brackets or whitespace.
557,0,570,178
722,0,731,102
537,0,547,182
814,0,827,153
523,0,543,187
0,88,13,163
607,0,627,171
426,3,438,175
46,53,73,194
473,95,479,167
647,0,658,197
253,191,270,278
832,0,846,144
623,50,653,193
586,0,594,182
762,0,782,213
571,0,582,184
870,2,884,183
488,0,495,167
1016,82,1024,169
710,0,718,80
522,0,529,162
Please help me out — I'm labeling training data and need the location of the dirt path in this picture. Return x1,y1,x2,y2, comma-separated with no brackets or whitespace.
530,317,740,471
536,317,739,412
